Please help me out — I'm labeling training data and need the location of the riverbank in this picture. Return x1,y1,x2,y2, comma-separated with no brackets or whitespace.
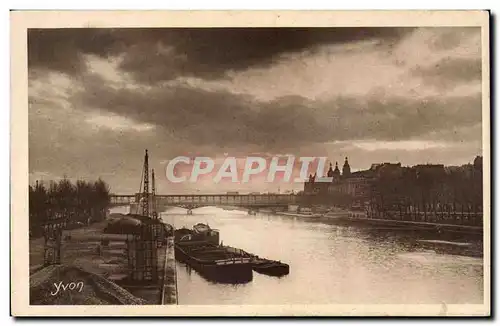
273,208,483,250
161,236,177,304
29,218,177,304
277,208,482,230
276,211,323,218
331,214,483,233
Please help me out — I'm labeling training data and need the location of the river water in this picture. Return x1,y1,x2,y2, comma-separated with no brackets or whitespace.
159,206,483,305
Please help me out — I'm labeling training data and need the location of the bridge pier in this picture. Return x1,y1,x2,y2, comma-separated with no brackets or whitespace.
187,209,193,215
248,208,258,215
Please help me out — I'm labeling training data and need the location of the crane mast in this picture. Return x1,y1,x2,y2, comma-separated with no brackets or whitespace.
141,149,149,217
151,168,158,219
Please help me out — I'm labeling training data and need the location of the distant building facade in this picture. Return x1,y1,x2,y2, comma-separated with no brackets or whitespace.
303,157,378,207
303,156,483,223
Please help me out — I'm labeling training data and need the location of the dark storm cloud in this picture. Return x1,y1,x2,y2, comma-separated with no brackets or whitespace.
411,57,482,89
72,74,481,151
28,27,414,80
427,27,480,51
28,29,123,74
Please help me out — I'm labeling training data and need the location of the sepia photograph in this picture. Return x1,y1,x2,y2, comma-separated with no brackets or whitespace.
11,10,490,316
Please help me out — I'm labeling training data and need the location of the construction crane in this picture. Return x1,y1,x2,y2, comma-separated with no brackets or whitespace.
129,149,160,283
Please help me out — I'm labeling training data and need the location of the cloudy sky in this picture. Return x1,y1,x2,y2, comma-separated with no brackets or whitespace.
28,27,482,194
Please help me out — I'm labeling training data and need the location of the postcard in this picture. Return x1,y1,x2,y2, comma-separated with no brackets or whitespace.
11,10,490,317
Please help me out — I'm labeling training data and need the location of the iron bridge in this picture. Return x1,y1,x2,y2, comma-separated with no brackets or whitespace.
110,193,297,210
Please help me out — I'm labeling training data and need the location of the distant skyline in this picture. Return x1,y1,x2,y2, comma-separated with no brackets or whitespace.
28,27,483,194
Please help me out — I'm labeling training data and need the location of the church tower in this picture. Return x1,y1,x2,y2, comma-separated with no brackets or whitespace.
333,162,341,178
342,157,351,177
327,163,334,178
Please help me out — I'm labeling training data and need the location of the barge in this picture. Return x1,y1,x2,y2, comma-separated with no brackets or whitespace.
225,247,290,277
252,259,290,277
175,223,220,245
174,224,253,284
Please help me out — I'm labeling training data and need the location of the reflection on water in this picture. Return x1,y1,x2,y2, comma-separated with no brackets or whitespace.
160,206,483,305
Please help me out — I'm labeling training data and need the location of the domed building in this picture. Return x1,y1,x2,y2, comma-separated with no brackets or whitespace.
303,157,373,208
303,155,483,224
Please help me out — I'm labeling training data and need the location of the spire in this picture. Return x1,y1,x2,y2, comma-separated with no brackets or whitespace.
327,162,334,177
342,156,351,176
333,161,340,176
